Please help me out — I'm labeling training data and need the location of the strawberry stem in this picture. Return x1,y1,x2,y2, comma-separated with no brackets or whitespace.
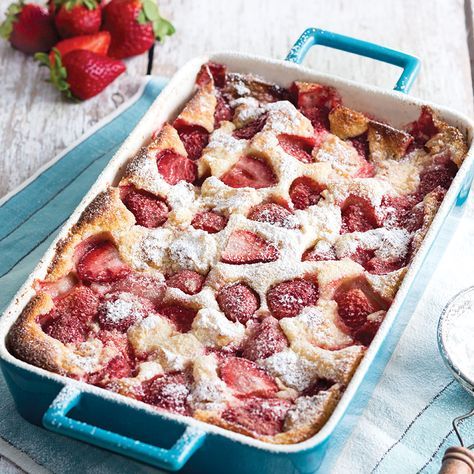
139,0,175,42
0,1,24,40
35,49,73,99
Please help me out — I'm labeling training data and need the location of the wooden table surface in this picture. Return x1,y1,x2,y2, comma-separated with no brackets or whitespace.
0,0,473,471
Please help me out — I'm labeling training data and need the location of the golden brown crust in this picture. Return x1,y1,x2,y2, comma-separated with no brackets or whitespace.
329,105,369,140
368,121,413,162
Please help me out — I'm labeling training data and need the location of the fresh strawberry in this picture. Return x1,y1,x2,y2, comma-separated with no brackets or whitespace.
97,272,166,305
121,186,169,228
98,291,153,332
166,270,205,295
103,0,174,59
54,0,101,38
0,2,58,54
216,283,259,324
159,305,197,333
36,49,125,100
340,196,379,234
220,357,278,398
42,286,99,344
248,202,297,229
191,211,227,233
142,372,191,415
290,81,341,130
222,397,292,436
278,134,315,163
221,230,279,265
233,113,268,139
334,288,376,329
266,278,319,319
221,155,277,189
76,240,130,283
174,124,209,161
289,177,324,210
48,31,111,65
156,149,197,185
242,317,288,361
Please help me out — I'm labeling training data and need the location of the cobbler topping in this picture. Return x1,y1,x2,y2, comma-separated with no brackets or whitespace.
14,62,468,444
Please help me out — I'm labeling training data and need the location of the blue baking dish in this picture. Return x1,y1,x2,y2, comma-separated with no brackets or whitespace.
1,28,474,473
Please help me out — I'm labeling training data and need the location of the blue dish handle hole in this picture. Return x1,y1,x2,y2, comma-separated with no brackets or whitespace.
43,386,206,471
286,28,420,94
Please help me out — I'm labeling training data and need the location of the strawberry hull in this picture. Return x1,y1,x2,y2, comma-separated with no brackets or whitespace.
1,29,474,473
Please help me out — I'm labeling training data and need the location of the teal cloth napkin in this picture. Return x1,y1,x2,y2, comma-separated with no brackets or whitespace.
1,75,473,474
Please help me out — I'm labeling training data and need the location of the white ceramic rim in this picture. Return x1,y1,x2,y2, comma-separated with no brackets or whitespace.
1,51,474,455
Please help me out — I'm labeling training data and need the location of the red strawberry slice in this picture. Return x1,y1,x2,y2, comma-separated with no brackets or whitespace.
334,288,377,329
418,161,457,197
289,177,324,210
221,230,279,265
302,244,337,262
278,134,315,163
290,81,341,130
166,270,205,295
174,124,210,161
216,283,259,324
221,155,277,189
77,240,130,284
409,106,439,146
159,305,197,333
233,113,268,139
248,203,297,229
156,149,197,185
242,317,288,361
353,314,384,346
214,95,233,127
220,357,278,398
98,291,153,332
121,186,169,228
349,248,375,267
99,273,166,305
191,211,228,233
142,372,191,415
266,278,319,319
222,397,292,436
42,286,99,344
341,196,379,234
364,257,406,275
380,195,423,231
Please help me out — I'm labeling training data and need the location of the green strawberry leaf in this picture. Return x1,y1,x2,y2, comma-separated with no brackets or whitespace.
0,1,24,40
35,49,74,100
57,0,98,11
140,0,175,41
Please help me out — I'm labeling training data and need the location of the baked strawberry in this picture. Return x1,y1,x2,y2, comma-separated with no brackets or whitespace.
248,202,297,229
36,49,125,100
156,149,197,185
196,61,227,89
353,313,385,346
77,240,130,283
349,133,370,161
121,186,169,228
242,317,288,361
220,357,278,398
216,283,259,324
221,155,277,189
42,286,99,344
289,177,324,210
334,288,376,329
222,397,292,436
214,96,233,127
54,0,102,38
103,0,174,59
0,2,58,54
221,230,279,265
302,378,335,396
302,243,337,262
233,113,268,139
340,196,379,234
159,305,197,333
409,106,439,146
174,124,209,161
48,31,111,65
142,372,191,415
266,278,319,319
98,291,153,332
364,257,405,275
278,134,315,163
418,162,457,197
191,211,227,233
166,270,205,295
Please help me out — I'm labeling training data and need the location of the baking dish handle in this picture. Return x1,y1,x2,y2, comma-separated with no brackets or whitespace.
286,28,420,94
43,386,207,471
